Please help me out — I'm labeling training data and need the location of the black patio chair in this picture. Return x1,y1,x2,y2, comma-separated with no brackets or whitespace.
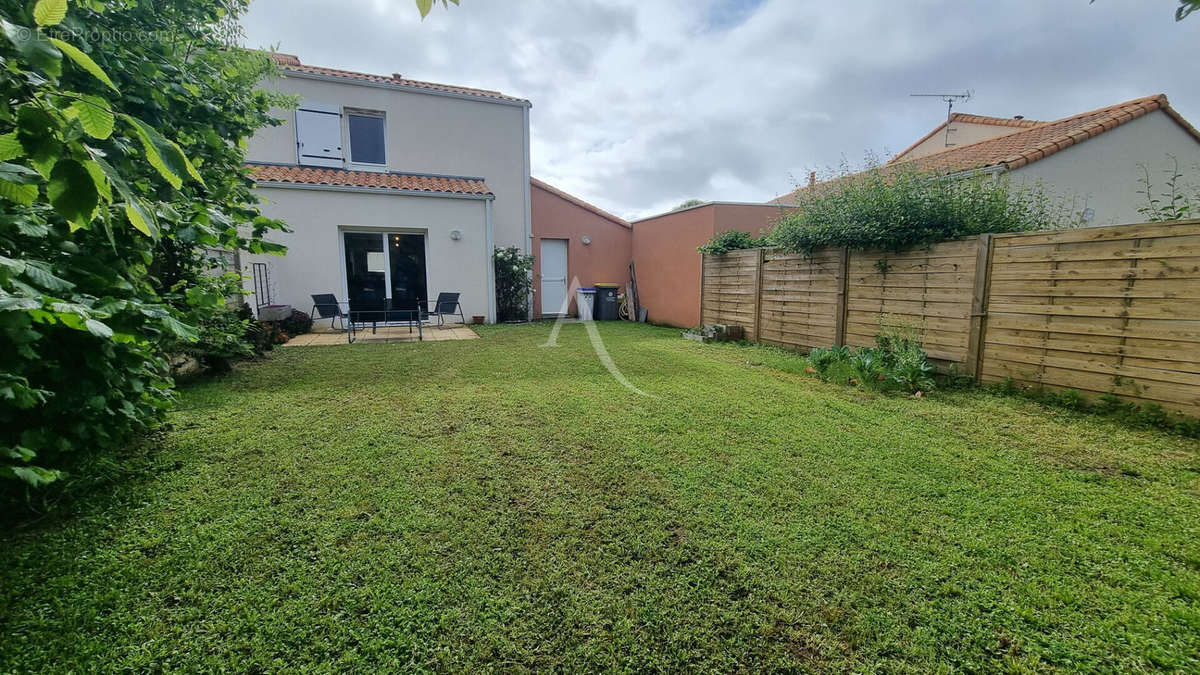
309,294,346,330
425,292,466,328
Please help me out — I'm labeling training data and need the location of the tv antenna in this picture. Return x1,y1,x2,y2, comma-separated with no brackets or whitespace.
911,90,973,148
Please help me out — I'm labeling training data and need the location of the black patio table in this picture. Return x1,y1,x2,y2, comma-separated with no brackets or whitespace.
345,297,423,343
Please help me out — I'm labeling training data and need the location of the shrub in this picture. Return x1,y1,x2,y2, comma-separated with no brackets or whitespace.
873,320,936,393
494,246,534,322
697,229,769,255
278,309,314,337
186,308,253,374
237,305,312,355
805,320,937,394
770,161,1068,256
0,0,288,493
807,345,850,370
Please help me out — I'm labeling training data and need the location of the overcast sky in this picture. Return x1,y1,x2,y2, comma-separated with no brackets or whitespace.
241,0,1199,220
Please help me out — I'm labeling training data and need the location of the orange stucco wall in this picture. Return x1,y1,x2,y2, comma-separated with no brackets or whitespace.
530,183,632,317
632,203,792,328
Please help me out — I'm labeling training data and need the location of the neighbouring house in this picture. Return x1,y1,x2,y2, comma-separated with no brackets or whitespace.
530,178,632,317
242,53,532,323
631,202,794,328
773,94,1200,226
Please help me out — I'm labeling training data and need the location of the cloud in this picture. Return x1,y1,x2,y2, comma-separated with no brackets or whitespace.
241,0,1200,219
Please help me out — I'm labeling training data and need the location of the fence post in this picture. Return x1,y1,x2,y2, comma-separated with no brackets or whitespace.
753,247,765,342
834,247,850,346
965,234,994,380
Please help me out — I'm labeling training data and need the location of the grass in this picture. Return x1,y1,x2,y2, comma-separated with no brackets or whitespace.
2,322,1199,671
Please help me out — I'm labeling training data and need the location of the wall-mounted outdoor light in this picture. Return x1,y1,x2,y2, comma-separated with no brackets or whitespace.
450,229,462,240
581,235,592,245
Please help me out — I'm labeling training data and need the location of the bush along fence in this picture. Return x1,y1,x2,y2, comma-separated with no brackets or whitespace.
700,219,1200,418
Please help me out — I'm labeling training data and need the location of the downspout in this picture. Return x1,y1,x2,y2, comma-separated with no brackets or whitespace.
522,103,533,320
486,196,497,324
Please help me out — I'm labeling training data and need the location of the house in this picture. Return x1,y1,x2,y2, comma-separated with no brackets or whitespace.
529,178,632,317
773,94,1200,225
631,202,794,328
242,53,532,323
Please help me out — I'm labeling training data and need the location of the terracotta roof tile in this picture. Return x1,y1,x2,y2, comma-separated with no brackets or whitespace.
946,112,1044,129
900,94,1189,175
268,52,528,104
248,163,492,196
774,94,1198,205
531,177,630,229
887,112,1046,164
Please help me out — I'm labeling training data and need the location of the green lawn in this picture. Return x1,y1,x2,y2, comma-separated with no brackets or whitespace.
2,323,1199,671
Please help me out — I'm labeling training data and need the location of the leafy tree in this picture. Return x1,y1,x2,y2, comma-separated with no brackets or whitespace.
0,0,289,494
674,199,704,211
1091,0,1197,21
415,0,459,19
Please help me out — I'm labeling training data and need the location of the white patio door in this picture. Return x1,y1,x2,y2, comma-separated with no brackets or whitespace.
540,239,568,316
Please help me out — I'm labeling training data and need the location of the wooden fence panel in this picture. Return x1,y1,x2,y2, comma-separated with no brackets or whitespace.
980,221,1200,416
757,247,842,350
700,248,759,334
845,238,980,364
699,219,1200,417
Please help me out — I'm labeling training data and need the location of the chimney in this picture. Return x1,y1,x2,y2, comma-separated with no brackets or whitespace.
808,171,816,187
392,73,404,80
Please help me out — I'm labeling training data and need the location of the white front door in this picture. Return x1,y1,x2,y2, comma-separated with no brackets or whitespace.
540,239,568,316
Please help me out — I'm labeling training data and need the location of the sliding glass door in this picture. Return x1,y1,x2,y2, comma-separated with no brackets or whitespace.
387,233,427,308
343,231,427,313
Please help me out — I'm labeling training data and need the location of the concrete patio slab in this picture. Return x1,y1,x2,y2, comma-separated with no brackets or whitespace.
283,324,480,346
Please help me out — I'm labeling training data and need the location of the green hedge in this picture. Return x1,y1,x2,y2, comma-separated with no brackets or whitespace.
1,0,289,495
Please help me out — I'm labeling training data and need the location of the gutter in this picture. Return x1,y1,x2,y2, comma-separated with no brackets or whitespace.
280,69,532,109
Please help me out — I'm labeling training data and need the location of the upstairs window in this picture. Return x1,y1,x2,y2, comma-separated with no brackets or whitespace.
295,102,342,168
347,111,386,167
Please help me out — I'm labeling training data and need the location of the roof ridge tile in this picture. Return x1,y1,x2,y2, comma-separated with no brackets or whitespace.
775,94,1198,203
268,53,528,104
